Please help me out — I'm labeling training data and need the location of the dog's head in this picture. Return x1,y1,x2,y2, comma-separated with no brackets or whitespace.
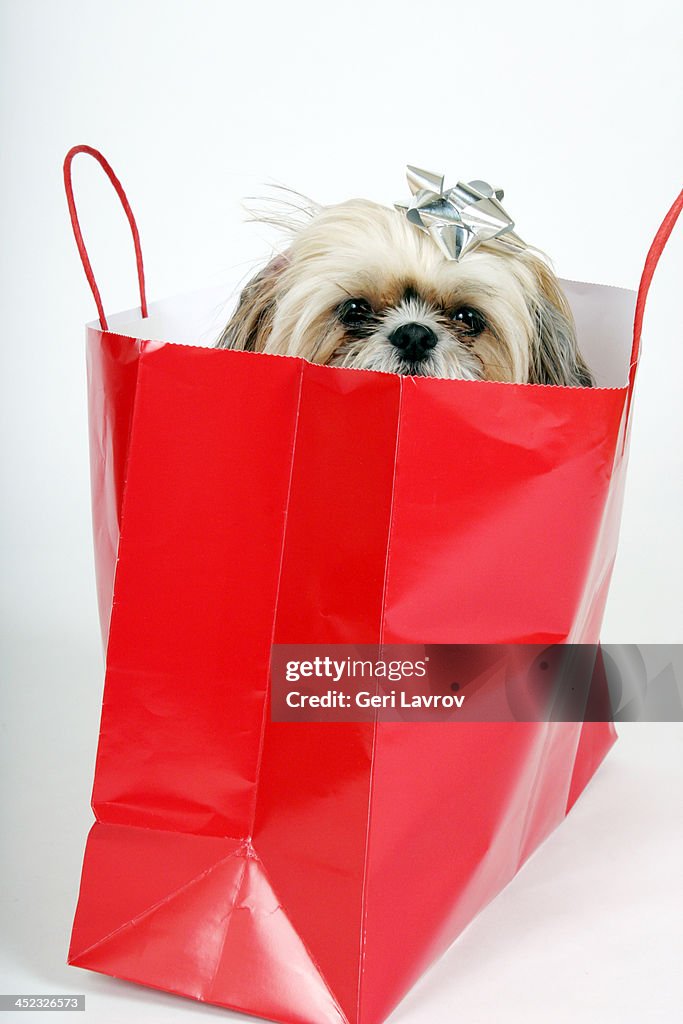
218,199,593,386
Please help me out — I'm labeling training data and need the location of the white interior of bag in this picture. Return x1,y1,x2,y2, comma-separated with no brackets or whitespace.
95,279,637,389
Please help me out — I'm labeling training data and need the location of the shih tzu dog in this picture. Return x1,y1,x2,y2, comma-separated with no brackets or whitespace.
217,168,593,386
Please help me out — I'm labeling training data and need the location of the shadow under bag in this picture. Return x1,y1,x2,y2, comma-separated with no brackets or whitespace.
65,145,682,1024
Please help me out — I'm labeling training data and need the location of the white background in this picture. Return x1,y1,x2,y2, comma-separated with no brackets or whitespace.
1,1,682,1023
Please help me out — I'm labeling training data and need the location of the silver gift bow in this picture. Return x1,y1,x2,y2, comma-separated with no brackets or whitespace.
395,166,525,261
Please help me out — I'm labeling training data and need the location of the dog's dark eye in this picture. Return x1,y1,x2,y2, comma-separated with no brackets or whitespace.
451,307,487,336
337,298,374,329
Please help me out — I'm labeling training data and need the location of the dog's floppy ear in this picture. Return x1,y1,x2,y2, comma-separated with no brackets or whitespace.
216,253,288,351
526,257,594,387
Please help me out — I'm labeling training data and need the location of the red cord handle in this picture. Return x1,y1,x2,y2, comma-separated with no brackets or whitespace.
64,145,148,332
64,145,679,371
630,187,683,390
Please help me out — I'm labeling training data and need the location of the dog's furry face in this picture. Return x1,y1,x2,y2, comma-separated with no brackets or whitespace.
218,199,593,386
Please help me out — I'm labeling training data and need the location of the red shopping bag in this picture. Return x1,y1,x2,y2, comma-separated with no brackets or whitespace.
65,146,682,1024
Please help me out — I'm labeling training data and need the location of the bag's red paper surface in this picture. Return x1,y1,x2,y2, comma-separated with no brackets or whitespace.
65,147,682,1024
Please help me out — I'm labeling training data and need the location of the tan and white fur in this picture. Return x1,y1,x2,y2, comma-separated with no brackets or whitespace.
217,197,593,386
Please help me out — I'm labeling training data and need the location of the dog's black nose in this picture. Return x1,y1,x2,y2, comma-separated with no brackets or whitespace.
389,322,438,361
